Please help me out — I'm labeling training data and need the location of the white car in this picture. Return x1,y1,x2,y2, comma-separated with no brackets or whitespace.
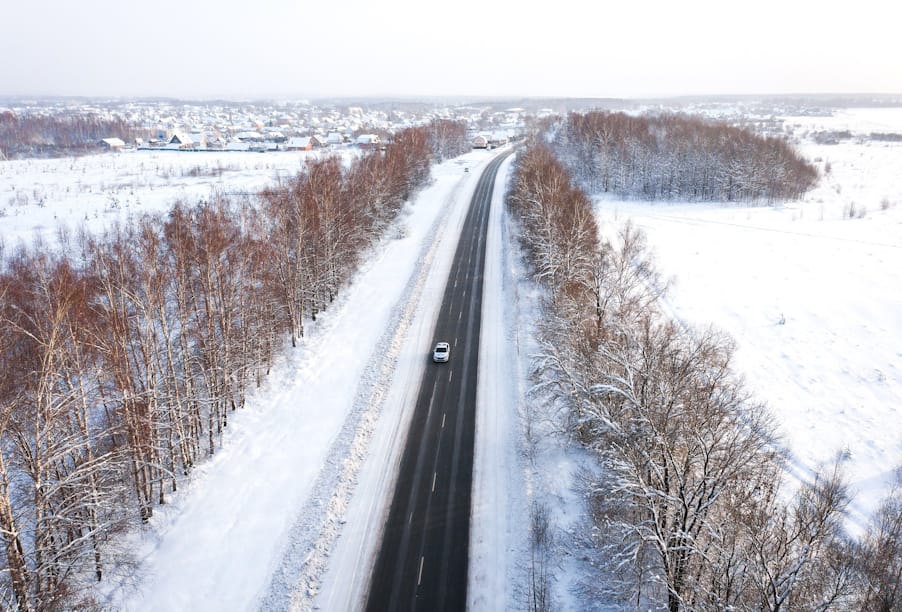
433,342,450,363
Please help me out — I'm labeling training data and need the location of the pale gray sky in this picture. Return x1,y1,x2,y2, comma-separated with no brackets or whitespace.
2,0,899,99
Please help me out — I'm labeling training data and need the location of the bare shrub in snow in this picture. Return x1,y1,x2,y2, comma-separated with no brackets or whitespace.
529,501,554,612
844,202,868,219
731,464,858,610
851,468,902,611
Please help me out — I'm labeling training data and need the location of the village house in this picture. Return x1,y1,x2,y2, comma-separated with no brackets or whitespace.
100,137,126,150
234,131,264,143
205,134,227,149
356,134,381,150
263,129,287,143
285,136,325,151
167,132,204,150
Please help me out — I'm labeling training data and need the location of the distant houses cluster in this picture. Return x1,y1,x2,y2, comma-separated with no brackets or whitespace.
100,130,385,153
5,97,531,160
100,127,518,154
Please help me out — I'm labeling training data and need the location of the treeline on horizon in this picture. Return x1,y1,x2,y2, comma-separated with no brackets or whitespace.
507,142,900,610
554,111,818,203
0,111,150,158
0,120,469,610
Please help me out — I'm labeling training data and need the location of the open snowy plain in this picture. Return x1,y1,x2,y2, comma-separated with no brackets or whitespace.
1,105,899,610
595,107,902,532
0,149,328,248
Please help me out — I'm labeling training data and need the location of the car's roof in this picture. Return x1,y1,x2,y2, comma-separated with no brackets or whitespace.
435,341,450,348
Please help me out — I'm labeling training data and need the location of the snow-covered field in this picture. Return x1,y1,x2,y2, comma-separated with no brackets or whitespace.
0,149,332,247
2,104,899,610
595,108,902,532
784,105,902,136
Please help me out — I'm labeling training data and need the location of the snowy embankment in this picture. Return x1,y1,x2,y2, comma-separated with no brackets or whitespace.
594,109,902,531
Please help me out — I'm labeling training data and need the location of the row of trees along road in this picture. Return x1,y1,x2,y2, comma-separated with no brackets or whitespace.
0,120,468,611
507,143,901,611
554,111,818,203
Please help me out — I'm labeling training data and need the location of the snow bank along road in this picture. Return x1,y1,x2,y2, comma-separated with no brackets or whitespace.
365,152,513,611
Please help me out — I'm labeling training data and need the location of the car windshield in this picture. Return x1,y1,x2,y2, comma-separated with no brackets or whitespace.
436,346,447,352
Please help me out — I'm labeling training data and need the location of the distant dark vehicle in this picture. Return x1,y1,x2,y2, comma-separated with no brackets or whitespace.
433,342,450,363
464,167,469,172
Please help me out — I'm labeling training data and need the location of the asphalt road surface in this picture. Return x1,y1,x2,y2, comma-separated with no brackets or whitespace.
365,151,511,612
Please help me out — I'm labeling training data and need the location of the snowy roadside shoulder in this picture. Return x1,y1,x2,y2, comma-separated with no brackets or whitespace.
469,153,533,610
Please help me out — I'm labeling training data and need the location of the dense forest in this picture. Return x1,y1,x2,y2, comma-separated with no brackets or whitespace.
554,111,818,203
0,120,467,610
507,143,901,611
0,111,149,158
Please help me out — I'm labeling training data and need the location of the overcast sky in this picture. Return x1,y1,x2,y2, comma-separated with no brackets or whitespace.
2,0,899,100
